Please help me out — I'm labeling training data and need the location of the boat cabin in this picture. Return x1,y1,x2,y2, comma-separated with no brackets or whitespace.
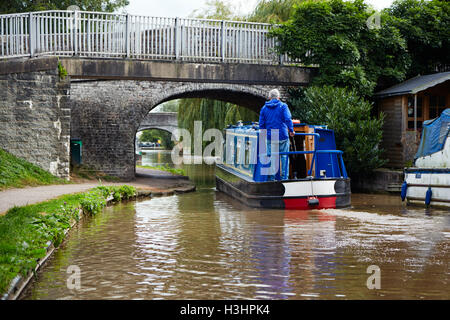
221,122,348,182
216,121,351,210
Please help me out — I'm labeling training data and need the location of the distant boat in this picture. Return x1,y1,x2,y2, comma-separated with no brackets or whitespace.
215,121,351,210
135,138,142,163
401,108,450,207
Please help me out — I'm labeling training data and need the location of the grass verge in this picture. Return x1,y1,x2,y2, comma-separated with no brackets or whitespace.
0,148,68,190
0,185,136,296
137,165,186,176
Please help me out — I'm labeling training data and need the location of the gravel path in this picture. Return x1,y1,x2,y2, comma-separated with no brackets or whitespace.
0,168,194,215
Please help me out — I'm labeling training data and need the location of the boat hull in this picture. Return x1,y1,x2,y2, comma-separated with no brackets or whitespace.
215,165,351,210
404,168,450,207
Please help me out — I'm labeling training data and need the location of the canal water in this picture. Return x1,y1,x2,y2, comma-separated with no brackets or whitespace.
22,151,449,300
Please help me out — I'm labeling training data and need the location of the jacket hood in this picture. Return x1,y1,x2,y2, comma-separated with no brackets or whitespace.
264,99,283,109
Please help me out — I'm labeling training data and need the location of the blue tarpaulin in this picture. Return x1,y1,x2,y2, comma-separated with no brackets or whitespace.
415,108,450,159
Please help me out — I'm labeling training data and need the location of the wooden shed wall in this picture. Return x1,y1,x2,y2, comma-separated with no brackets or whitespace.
378,96,404,168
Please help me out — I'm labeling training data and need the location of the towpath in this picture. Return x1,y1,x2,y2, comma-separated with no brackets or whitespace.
0,168,194,215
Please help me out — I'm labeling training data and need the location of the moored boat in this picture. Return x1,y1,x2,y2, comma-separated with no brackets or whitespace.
402,108,450,207
215,121,351,210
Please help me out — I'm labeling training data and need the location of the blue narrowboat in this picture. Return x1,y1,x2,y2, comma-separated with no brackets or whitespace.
215,121,351,210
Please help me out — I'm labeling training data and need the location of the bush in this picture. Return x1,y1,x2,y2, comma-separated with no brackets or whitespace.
79,189,107,215
288,85,386,177
93,185,136,202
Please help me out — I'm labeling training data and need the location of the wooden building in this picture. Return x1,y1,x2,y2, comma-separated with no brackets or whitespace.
374,72,450,168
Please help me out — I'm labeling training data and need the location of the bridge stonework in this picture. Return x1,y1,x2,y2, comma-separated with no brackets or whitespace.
0,63,71,178
139,112,179,138
0,57,314,180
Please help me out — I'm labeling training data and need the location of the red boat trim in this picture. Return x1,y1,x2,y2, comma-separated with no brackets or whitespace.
283,196,337,210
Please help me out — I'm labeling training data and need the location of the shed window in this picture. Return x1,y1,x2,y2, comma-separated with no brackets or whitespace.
407,96,423,130
429,95,447,119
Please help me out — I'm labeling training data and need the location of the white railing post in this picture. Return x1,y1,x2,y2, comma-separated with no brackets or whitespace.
125,13,130,58
221,20,225,62
29,12,34,57
73,10,78,56
174,17,180,60
277,40,284,65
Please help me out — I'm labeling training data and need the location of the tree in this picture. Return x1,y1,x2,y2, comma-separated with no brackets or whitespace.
288,85,386,177
386,0,450,77
271,0,410,96
139,129,161,143
0,0,129,14
139,129,174,149
190,0,240,20
248,0,305,23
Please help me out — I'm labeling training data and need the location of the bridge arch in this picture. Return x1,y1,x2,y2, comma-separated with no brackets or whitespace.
137,112,180,141
70,80,282,179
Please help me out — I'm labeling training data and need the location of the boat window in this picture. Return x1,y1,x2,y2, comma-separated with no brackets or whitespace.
236,139,242,165
226,137,234,164
245,140,251,166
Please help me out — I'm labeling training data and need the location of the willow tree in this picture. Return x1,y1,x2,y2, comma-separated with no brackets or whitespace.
248,0,306,23
177,99,258,152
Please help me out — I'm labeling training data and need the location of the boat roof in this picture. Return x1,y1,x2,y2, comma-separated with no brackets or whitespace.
415,108,450,159
374,72,450,98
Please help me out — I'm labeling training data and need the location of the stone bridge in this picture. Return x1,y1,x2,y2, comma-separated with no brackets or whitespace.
0,57,315,180
138,112,179,139
0,56,315,180
0,10,317,179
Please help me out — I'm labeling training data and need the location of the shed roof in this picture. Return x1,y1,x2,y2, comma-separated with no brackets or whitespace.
374,72,450,98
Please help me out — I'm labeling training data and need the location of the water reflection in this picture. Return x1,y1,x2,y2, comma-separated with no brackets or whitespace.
20,152,450,300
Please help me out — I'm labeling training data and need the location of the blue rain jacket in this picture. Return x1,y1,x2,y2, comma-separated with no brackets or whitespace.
259,99,294,141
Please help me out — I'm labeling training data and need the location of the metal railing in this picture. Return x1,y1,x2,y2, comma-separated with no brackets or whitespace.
0,10,296,64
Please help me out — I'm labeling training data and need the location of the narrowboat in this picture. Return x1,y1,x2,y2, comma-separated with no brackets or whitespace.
401,108,450,207
215,121,351,210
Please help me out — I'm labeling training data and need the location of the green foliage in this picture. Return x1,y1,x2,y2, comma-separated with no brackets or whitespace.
190,0,240,20
248,0,304,23
137,165,186,176
153,100,179,112
0,148,67,190
0,0,129,14
58,61,68,80
117,185,136,199
288,85,386,177
79,189,107,215
89,185,136,208
139,129,174,149
271,0,411,96
386,0,450,77
0,184,136,295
